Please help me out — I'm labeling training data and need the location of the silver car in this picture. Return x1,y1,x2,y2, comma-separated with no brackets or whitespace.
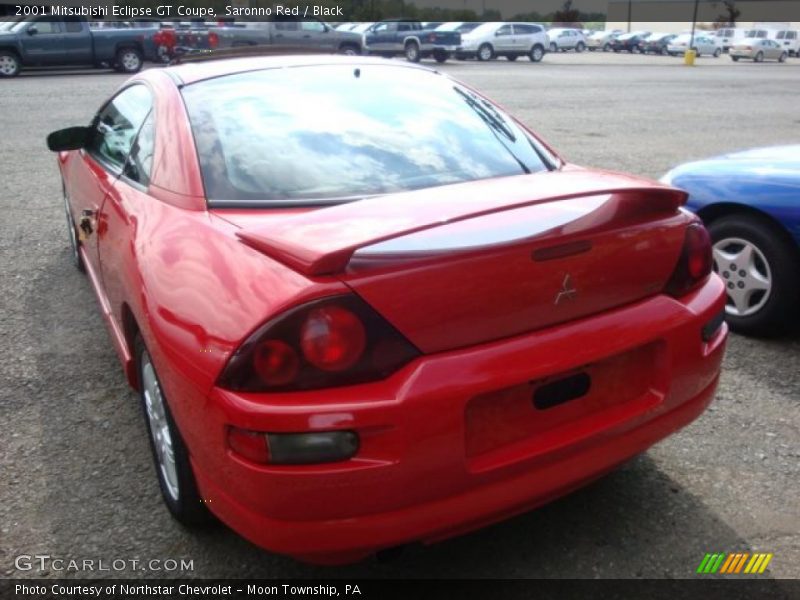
730,38,788,62
667,33,722,57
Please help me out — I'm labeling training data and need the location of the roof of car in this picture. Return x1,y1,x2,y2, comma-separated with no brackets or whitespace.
161,54,433,86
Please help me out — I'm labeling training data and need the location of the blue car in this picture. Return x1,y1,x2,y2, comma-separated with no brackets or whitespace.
661,145,800,336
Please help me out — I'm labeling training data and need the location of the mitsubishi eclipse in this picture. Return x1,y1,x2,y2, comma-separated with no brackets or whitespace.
47,55,727,564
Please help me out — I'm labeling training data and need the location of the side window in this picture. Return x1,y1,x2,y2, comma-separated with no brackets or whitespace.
63,18,83,33
514,24,535,35
275,22,299,32
300,21,325,33
788,32,797,40
86,85,153,173
29,18,60,34
497,24,512,36
123,111,155,186
398,23,411,32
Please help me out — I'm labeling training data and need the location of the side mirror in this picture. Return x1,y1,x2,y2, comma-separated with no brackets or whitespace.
47,126,90,152
27,26,39,36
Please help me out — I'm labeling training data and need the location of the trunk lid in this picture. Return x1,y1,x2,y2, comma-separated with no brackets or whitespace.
231,169,689,353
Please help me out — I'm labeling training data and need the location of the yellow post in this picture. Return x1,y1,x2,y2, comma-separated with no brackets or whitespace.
684,49,696,65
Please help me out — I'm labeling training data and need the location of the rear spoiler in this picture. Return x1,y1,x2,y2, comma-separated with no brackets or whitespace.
236,169,686,277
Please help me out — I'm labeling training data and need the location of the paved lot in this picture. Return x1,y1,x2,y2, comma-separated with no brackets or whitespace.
1,51,799,580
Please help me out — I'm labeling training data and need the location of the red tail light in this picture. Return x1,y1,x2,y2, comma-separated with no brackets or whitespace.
218,295,420,392
208,31,219,49
665,222,713,297
301,306,366,371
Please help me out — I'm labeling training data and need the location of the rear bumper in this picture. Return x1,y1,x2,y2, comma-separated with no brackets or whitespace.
190,276,727,560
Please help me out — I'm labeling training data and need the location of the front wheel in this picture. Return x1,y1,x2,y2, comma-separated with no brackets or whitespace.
115,47,143,73
137,336,214,526
779,52,787,63
713,48,721,57
338,44,360,56
477,43,493,61
529,45,544,62
731,55,739,61
708,216,800,336
603,43,611,52
404,41,421,63
549,42,557,53
0,51,21,77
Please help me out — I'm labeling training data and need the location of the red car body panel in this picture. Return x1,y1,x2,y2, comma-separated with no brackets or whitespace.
57,57,728,563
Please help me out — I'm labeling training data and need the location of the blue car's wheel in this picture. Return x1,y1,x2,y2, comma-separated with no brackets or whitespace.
709,216,800,336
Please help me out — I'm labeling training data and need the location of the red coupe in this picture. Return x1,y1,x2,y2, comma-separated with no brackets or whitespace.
48,55,727,564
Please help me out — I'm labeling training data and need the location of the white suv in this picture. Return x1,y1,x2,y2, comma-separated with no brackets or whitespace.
456,22,548,62
772,29,800,56
546,28,587,52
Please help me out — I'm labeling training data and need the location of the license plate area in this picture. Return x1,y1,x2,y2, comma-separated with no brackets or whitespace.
465,342,664,468
533,372,592,410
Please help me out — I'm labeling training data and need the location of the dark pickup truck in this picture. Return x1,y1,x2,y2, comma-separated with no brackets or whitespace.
0,16,158,77
364,19,461,63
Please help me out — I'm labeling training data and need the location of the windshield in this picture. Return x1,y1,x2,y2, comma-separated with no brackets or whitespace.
182,64,552,206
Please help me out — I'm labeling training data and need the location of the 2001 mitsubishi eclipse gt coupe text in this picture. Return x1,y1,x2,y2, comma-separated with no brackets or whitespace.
48,56,727,564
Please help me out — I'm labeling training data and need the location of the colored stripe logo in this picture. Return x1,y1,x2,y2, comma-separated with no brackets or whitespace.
697,552,773,574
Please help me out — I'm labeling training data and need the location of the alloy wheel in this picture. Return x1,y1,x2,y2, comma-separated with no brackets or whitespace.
0,54,19,76
713,237,772,317
141,352,180,501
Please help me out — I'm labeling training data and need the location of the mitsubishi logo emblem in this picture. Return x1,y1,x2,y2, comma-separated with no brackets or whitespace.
554,274,577,305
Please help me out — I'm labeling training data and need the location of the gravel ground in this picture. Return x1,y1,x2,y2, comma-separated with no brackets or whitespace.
1,51,798,580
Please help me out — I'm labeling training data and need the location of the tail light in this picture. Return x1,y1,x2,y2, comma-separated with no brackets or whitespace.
665,222,713,297
218,294,420,392
153,29,176,48
208,31,219,49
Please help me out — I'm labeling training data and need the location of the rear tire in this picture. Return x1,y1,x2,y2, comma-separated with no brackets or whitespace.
731,55,739,61
779,52,787,63
432,48,448,63
0,50,21,77
603,42,611,52
115,47,143,73
576,41,585,52
713,48,721,57
404,41,421,63
708,215,800,336
477,43,493,61
136,336,214,526
549,42,557,53
529,44,544,62
755,51,764,62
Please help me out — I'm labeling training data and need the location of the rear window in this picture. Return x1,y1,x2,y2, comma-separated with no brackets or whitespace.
182,65,552,206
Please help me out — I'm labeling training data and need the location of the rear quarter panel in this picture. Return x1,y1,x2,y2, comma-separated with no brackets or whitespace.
675,161,800,247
